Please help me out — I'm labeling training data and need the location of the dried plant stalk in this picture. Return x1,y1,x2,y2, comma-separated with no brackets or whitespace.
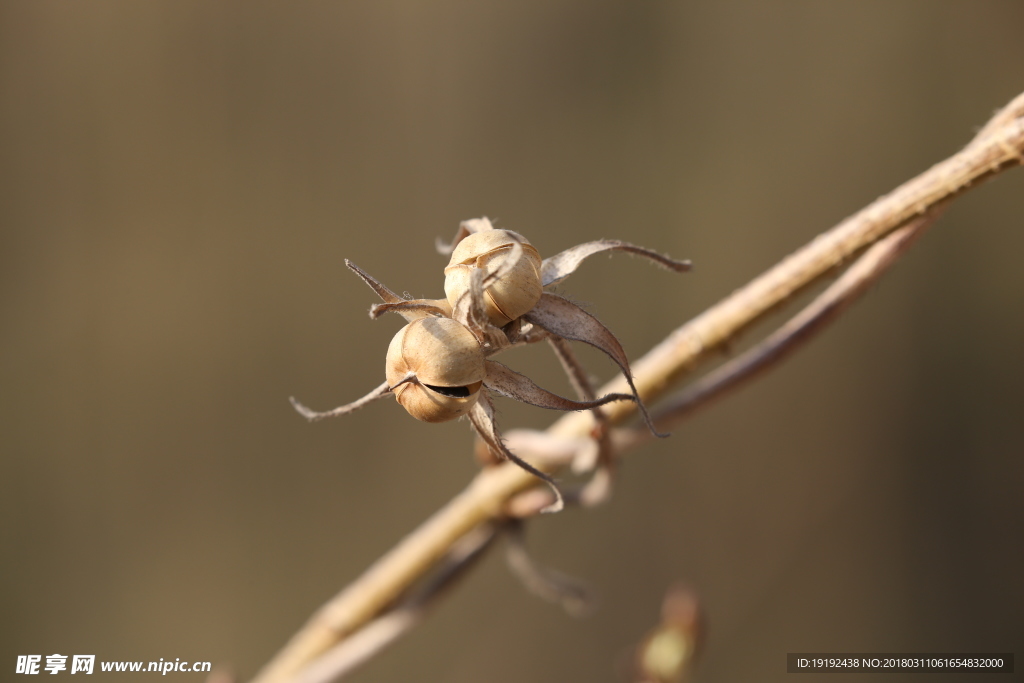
637,207,943,439
251,91,1024,683
288,527,497,683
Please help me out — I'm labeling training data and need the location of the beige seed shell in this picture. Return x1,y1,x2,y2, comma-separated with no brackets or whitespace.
447,229,536,267
385,317,486,423
444,230,543,327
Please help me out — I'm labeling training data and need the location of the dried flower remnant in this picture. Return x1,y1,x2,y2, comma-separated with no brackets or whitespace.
292,263,635,512
291,218,690,513
438,218,691,435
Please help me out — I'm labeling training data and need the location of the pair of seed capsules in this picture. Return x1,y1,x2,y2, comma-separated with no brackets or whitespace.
293,218,690,511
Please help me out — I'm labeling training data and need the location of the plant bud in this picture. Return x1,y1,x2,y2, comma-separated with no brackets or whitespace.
444,230,543,327
385,317,486,423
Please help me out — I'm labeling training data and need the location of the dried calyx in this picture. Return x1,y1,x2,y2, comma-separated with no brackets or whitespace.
438,218,692,437
291,218,691,513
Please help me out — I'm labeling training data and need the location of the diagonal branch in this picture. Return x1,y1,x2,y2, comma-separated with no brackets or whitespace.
290,526,498,683
626,206,944,447
546,90,1024,442
250,91,1024,683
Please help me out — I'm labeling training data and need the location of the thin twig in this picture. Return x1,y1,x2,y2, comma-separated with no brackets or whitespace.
547,91,1024,442
291,526,498,683
547,336,599,402
547,337,616,505
251,92,1024,683
503,518,596,616
620,207,944,447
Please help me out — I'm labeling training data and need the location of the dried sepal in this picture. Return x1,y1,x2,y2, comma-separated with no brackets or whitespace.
577,466,614,508
435,216,497,255
290,381,393,422
449,264,513,353
501,428,599,469
524,293,667,438
468,392,564,513
345,259,403,303
386,318,486,423
483,360,634,412
369,299,452,321
345,260,450,323
540,240,692,288
448,255,489,328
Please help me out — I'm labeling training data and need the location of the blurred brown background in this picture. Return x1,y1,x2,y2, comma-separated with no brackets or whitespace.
2,2,1022,682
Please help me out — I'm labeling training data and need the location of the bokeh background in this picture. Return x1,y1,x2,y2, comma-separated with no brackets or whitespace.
2,2,1022,682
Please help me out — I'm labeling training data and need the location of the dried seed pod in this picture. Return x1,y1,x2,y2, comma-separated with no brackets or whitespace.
385,317,486,423
444,230,544,327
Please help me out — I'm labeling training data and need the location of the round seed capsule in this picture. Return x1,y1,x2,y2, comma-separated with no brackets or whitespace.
443,230,543,327
385,317,486,423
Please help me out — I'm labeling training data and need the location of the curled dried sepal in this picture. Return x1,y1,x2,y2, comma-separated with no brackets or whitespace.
577,466,614,508
468,392,564,514
449,264,514,353
370,299,452,321
540,240,692,288
483,360,634,412
290,381,393,422
435,216,497,255
501,429,599,469
524,293,668,438
345,260,450,324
